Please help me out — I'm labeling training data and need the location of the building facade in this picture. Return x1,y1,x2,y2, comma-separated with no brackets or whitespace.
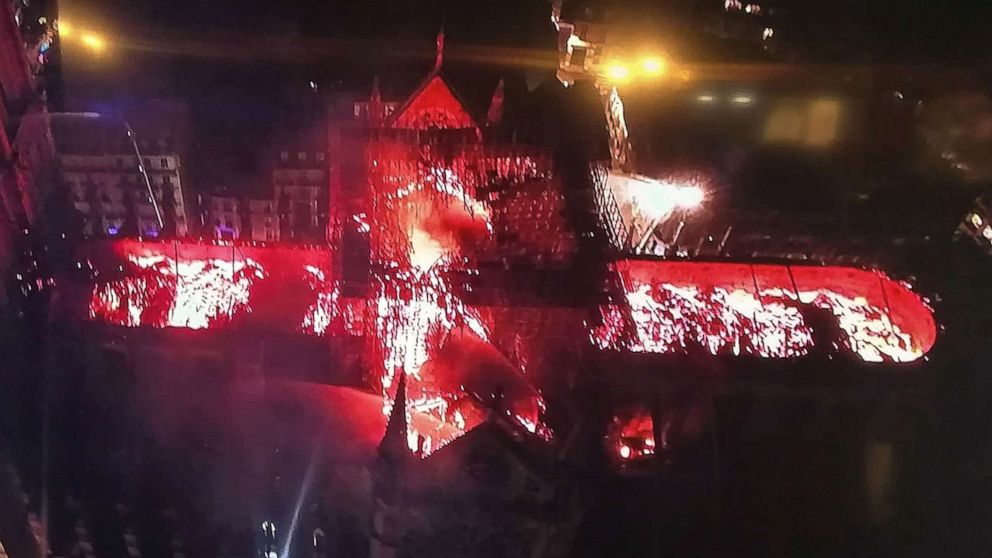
273,148,327,243
207,194,241,239
60,152,189,238
248,198,280,242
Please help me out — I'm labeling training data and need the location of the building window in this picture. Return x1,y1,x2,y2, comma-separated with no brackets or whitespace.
161,158,169,169
316,152,326,162
298,152,307,162
280,151,289,162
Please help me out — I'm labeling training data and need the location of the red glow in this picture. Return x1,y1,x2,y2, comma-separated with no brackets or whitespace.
592,260,936,362
81,65,938,465
390,75,478,131
364,154,551,454
609,410,656,462
90,251,265,329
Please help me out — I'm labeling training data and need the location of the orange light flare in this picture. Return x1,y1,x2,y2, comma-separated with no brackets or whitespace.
640,56,667,77
604,62,631,83
80,33,108,54
602,54,674,84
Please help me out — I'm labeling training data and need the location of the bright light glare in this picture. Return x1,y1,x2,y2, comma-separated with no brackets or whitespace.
619,445,632,459
731,93,754,105
676,186,705,208
605,63,631,82
57,20,70,37
629,180,705,220
81,34,106,52
641,57,666,76
697,94,716,103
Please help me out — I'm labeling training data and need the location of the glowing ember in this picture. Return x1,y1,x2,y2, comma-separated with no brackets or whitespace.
365,150,550,456
592,261,936,363
301,265,339,336
90,253,265,329
594,283,813,358
609,411,656,462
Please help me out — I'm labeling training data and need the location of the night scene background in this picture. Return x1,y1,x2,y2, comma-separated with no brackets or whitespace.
2,1,992,557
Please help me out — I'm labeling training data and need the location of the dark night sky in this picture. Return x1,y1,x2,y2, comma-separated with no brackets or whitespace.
56,0,992,195
59,0,558,193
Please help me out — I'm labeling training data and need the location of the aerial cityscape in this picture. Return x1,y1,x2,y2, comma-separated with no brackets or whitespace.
2,0,992,557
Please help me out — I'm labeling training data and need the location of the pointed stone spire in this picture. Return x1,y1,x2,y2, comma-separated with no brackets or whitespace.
369,76,384,127
379,372,410,461
434,28,445,71
486,78,505,127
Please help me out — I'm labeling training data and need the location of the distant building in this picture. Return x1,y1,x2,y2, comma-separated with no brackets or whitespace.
273,147,327,243
59,152,189,238
212,97,332,245
6,99,194,241
26,99,195,239
248,198,280,242
1,0,38,275
207,195,241,239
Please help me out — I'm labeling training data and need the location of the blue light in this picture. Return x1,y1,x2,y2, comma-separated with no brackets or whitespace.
107,226,119,236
